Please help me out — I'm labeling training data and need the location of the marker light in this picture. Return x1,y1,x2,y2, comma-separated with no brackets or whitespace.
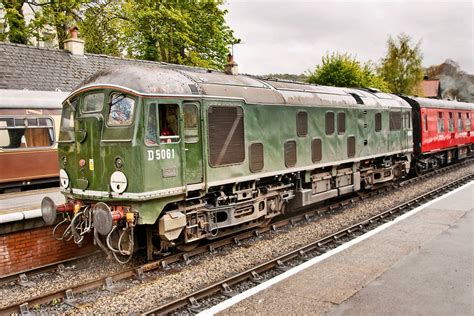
110,171,127,194
59,169,69,188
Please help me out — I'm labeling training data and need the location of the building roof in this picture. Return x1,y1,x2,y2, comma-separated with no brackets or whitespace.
0,41,412,109
0,41,168,92
419,79,441,98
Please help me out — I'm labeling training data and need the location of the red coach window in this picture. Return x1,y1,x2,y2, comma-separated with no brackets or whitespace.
423,114,428,131
448,112,454,132
437,112,444,133
458,113,463,131
467,113,471,131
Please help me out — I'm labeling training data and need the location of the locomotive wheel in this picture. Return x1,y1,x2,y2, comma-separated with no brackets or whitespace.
258,218,272,228
176,241,200,252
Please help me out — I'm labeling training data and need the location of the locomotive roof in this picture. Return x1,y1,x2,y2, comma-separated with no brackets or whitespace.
0,89,68,109
76,65,412,109
412,96,474,111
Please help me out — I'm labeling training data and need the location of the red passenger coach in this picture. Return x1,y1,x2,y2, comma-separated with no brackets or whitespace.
403,96,474,175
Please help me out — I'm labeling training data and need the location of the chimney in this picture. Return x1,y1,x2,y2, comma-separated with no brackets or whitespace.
224,53,238,75
64,26,84,56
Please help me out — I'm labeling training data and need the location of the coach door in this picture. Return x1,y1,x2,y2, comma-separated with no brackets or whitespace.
183,102,203,185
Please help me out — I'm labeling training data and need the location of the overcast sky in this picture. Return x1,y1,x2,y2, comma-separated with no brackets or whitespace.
223,0,473,75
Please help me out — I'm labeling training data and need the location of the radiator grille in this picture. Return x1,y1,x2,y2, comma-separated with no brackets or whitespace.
312,138,322,162
375,113,382,131
347,136,356,158
208,106,245,166
326,112,335,135
297,111,308,136
337,112,346,134
284,140,297,167
249,143,264,172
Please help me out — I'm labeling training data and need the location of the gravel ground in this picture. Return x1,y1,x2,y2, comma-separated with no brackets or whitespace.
0,251,141,309
51,163,472,314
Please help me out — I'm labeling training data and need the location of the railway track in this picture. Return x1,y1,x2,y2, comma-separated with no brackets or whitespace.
1,160,472,314
144,173,474,315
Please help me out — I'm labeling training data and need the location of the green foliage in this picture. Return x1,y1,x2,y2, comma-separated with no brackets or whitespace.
34,0,85,49
378,33,424,95
121,0,237,69
1,0,28,44
307,52,390,92
1,0,236,69
78,1,122,56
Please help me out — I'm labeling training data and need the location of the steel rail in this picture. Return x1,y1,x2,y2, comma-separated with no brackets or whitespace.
144,173,474,315
2,159,472,314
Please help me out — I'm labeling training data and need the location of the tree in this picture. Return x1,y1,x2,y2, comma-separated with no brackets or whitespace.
121,0,237,69
78,1,122,56
34,0,84,49
1,0,28,44
378,33,424,95
307,52,390,92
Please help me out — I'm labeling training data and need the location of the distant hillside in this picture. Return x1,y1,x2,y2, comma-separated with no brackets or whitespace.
256,73,308,83
426,60,474,102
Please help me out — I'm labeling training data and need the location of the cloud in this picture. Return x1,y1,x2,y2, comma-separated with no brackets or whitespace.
224,0,474,75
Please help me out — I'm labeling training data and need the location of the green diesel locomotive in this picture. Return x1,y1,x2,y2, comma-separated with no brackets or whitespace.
41,65,413,262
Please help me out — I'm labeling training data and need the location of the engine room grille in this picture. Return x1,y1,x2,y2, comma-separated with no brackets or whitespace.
249,142,264,172
375,112,382,132
297,111,308,137
284,140,297,167
389,112,402,131
347,136,356,158
208,106,245,166
337,112,346,134
326,112,335,135
312,138,322,162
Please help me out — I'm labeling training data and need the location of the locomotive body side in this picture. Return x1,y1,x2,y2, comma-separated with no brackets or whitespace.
43,66,414,261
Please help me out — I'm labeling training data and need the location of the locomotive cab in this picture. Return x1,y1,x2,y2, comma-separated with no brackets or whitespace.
43,85,205,262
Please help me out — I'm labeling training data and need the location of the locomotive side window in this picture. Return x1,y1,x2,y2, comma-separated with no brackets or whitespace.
423,114,428,131
296,111,308,137
389,111,401,131
448,112,454,132
458,113,463,131
337,112,346,134
183,103,198,143
145,103,180,145
437,112,444,133
208,106,245,166
82,92,104,113
375,113,382,132
325,111,335,135
107,93,135,126
0,117,54,149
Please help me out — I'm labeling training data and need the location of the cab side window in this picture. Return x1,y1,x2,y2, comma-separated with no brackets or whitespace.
145,103,180,145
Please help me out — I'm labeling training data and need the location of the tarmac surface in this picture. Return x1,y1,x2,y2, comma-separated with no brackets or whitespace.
216,182,474,316
0,187,63,215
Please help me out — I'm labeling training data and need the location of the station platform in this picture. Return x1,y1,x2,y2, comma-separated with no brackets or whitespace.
207,182,474,315
0,187,63,233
